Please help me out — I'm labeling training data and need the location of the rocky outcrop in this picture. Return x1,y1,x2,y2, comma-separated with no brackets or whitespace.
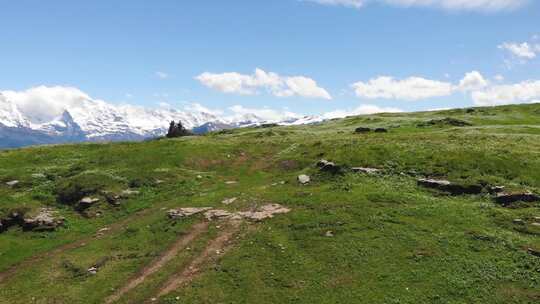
167,207,212,219
22,208,65,231
417,178,483,195
494,192,540,206
168,204,291,222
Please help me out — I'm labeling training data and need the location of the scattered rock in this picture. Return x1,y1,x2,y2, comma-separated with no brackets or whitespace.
5,180,19,188
418,117,472,128
222,197,238,205
354,127,371,134
417,178,483,195
513,219,525,225
167,207,212,219
204,209,236,221
237,204,291,222
298,175,311,185
351,167,381,175
527,248,540,258
317,159,342,174
495,192,540,206
374,128,388,133
31,173,46,179
225,181,238,185
325,231,334,237
22,208,65,231
531,223,540,227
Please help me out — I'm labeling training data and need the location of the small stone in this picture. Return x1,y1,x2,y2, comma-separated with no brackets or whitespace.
531,223,540,227
31,173,46,179
196,175,203,179
5,180,19,187
298,175,310,185
325,231,334,237
120,189,140,197
513,219,525,225
222,197,238,205
87,267,98,275
225,181,238,185
351,167,381,175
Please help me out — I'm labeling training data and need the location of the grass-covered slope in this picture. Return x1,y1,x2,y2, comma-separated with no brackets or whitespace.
0,103,539,304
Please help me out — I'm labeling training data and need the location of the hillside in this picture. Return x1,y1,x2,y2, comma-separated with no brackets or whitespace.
0,103,539,304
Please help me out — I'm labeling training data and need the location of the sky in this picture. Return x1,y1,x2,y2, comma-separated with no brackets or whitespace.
1,0,540,118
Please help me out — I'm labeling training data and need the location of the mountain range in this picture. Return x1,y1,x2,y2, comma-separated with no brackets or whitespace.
0,91,322,149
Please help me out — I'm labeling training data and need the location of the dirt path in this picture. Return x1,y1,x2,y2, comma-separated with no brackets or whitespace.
0,208,154,285
105,221,209,304
152,220,241,300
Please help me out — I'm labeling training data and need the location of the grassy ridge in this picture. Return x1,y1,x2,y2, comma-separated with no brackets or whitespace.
0,103,539,303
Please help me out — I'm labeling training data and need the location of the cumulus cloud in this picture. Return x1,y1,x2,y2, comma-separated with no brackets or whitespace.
458,71,489,91
305,0,527,12
196,68,332,100
351,71,490,101
1,86,95,124
351,76,454,100
498,42,537,59
471,80,540,106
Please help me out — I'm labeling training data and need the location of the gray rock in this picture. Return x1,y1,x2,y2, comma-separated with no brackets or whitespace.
5,180,19,187
78,197,100,209
222,197,238,205
351,167,381,175
417,178,483,195
495,192,540,206
31,173,46,179
167,207,212,219
354,127,371,134
317,159,342,174
298,175,311,185
236,204,291,222
22,208,65,231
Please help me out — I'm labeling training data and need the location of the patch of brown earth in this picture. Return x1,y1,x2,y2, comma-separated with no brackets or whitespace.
105,221,209,304
152,221,241,300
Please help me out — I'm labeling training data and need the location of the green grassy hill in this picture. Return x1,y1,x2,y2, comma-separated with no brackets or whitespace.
1,103,539,304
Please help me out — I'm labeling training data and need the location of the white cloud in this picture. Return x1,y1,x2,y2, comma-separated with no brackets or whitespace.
305,0,527,12
227,105,301,122
196,68,332,100
498,42,537,59
458,71,489,91
494,74,505,82
322,104,403,119
2,86,95,124
351,76,454,100
471,80,540,106
155,71,169,79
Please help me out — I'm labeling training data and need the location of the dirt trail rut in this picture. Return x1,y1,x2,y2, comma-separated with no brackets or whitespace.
152,220,241,300
105,221,209,304
0,208,153,285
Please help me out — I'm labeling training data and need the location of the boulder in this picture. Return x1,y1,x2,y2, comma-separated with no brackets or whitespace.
5,180,19,188
354,127,371,134
417,178,483,195
204,209,236,221
298,175,311,185
351,167,381,175
22,209,65,231
167,207,212,219
317,159,342,174
78,197,100,210
495,192,540,206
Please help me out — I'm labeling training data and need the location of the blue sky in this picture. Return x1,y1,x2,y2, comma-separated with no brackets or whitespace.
1,0,539,116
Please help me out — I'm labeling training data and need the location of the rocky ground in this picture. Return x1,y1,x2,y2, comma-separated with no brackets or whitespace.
0,103,539,303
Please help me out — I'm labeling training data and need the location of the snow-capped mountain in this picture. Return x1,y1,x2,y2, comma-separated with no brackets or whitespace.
0,89,322,149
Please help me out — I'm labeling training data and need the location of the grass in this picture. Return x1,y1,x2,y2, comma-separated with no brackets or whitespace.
0,103,539,303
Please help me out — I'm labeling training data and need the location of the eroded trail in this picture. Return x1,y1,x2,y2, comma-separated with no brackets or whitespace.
105,221,210,304
152,220,241,300
0,208,153,285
